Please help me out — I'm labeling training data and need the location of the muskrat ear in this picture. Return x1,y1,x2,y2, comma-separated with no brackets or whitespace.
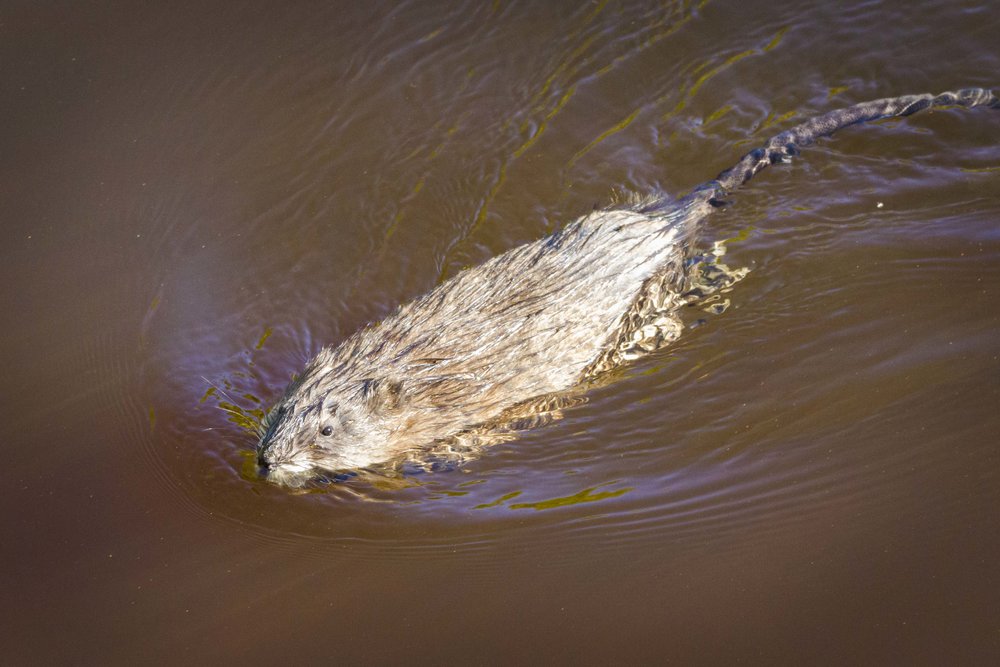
361,377,406,412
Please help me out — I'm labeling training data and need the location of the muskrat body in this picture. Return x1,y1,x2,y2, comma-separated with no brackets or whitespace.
257,88,998,485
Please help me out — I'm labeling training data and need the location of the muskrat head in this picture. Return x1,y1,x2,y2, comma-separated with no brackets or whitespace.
256,372,408,485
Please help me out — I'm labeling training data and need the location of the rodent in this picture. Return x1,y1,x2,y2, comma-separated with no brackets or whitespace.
256,88,998,486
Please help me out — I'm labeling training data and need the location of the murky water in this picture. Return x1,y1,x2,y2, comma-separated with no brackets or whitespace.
3,0,999,663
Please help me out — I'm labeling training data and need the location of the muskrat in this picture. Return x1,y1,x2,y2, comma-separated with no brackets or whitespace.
257,88,998,485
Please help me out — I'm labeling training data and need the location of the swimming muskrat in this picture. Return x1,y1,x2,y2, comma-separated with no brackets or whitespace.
257,88,998,485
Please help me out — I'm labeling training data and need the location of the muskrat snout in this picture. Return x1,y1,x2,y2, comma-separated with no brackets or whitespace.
256,443,286,478
256,446,274,470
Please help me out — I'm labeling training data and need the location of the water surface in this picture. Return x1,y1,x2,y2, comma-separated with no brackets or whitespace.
3,1,999,663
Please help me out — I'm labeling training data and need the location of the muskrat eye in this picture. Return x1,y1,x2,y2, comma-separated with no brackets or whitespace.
320,425,333,437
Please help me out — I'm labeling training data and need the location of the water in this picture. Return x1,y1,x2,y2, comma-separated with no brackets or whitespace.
3,0,999,663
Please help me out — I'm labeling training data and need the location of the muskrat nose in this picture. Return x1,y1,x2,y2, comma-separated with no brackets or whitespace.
257,448,274,470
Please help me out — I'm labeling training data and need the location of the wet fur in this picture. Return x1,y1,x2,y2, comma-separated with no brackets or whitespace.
257,88,998,484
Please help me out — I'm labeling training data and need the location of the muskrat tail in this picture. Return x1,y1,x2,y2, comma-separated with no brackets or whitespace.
683,87,999,208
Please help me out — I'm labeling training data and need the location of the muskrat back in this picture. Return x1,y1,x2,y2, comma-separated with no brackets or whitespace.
256,88,998,486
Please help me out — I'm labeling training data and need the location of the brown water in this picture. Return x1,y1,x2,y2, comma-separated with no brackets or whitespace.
3,1,1000,663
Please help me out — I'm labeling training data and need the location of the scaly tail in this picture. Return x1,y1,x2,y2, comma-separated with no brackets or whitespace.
684,87,999,207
